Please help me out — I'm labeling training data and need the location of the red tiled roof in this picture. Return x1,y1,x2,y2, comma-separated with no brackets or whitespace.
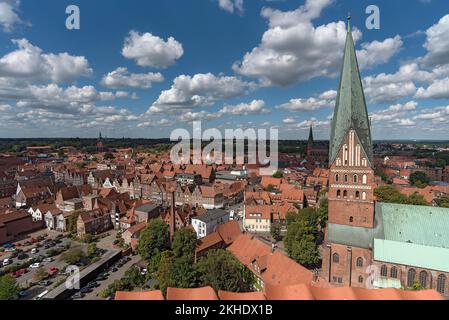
218,291,266,300
115,291,164,300
216,220,242,245
166,287,219,300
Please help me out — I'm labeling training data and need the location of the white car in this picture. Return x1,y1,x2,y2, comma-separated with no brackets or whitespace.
31,248,38,254
2,259,11,266
30,263,41,269
43,257,53,263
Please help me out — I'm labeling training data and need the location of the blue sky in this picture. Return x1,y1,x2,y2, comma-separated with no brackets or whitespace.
0,0,449,139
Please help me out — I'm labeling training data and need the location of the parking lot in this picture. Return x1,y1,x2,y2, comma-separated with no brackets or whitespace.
0,229,89,300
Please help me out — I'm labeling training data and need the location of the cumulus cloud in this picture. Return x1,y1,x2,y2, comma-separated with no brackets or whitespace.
422,14,449,66
101,67,164,89
0,0,23,32
147,73,253,113
232,0,400,87
217,0,244,15
219,100,269,115
370,101,418,122
122,31,184,68
0,38,92,83
178,111,220,122
416,77,449,99
276,90,336,111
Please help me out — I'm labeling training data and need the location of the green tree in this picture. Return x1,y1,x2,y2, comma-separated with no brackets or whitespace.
34,267,49,282
172,228,197,261
196,250,255,292
122,266,146,289
137,219,170,267
374,186,408,204
410,171,430,188
285,220,320,268
83,233,94,243
169,256,198,289
87,243,97,257
266,184,275,192
156,251,176,295
270,223,282,241
272,171,284,179
60,248,86,264
435,194,449,208
0,275,19,300
407,193,429,206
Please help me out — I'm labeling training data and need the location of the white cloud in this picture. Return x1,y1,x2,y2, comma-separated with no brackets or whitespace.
219,99,269,115
416,77,449,99
122,31,184,68
276,90,336,111
0,38,92,83
147,73,253,113
217,0,244,15
370,101,418,123
357,36,403,70
0,0,22,32
101,67,164,89
178,111,220,122
422,14,449,66
233,0,400,87
283,118,296,124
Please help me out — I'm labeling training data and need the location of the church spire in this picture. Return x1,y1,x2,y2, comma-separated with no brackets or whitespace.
329,17,373,166
308,125,314,142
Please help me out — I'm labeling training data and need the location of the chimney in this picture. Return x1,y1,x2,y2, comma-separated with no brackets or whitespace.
170,191,175,242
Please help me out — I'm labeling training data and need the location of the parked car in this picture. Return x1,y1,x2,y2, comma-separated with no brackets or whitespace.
2,259,11,267
71,292,85,300
18,290,29,299
30,263,41,269
111,267,118,272
43,257,53,263
87,281,98,288
38,280,52,287
17,253,28,260
49,267,59,275
31,248,38,254
80,287,92,294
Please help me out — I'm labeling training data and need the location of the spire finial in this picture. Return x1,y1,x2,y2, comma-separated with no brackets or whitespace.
347,13,351,32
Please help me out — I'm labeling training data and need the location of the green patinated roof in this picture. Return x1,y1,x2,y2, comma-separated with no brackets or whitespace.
378,202,449,248
329,25,373,165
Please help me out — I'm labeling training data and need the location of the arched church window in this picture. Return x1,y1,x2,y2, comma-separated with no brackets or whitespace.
390,267,398,279
335,174,339,182
407,269,416,288
343,190,348,199
333,253,340,264
419,271,428,289
356,257,363,268
353,175,358,183
349,216,354,223
344,175,348,182
337,190,341,198
381,265,388,277
355,191,360,199
363,175,367,185
437,274,446,294
362,192,367,200
358,276,364,284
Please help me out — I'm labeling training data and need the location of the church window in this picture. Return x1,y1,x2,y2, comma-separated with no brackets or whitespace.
344,175,348,182
358,276,364,283
362,192,367,200
437,274,446,294
337,190,341,198
335,174,339,182
355,191,360,199
390,267,398,279
356,257,363,268
343,190,348,199
349,216,354,223
381,265,388,277
333,253,340,264
353,175,358,183
419,271,428,289
407,269,416,288
362,175,367,185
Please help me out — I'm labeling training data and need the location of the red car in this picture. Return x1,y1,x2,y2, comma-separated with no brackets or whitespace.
49,267,59,275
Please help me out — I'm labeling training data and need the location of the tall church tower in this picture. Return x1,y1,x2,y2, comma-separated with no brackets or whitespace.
322,17,376,287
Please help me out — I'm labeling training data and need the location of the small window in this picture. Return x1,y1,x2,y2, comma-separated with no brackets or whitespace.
343,190,348,199
344,175,348,182
419,271,428,289
333,253,340,264
362,174,368,185
437,274,446,294
362,192,367,200
358,276,364,284
407,269,416,288
349,216,354,223
355,191,360,200
356,257,363,268
353,175,358,183
337,190,341,199
390,267,398,279
381,265,388,277
335,174,339,182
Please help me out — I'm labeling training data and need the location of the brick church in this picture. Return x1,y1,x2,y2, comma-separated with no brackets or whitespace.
321,18,449,296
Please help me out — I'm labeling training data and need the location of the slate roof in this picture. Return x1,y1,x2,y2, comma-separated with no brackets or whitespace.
329,22,373,165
